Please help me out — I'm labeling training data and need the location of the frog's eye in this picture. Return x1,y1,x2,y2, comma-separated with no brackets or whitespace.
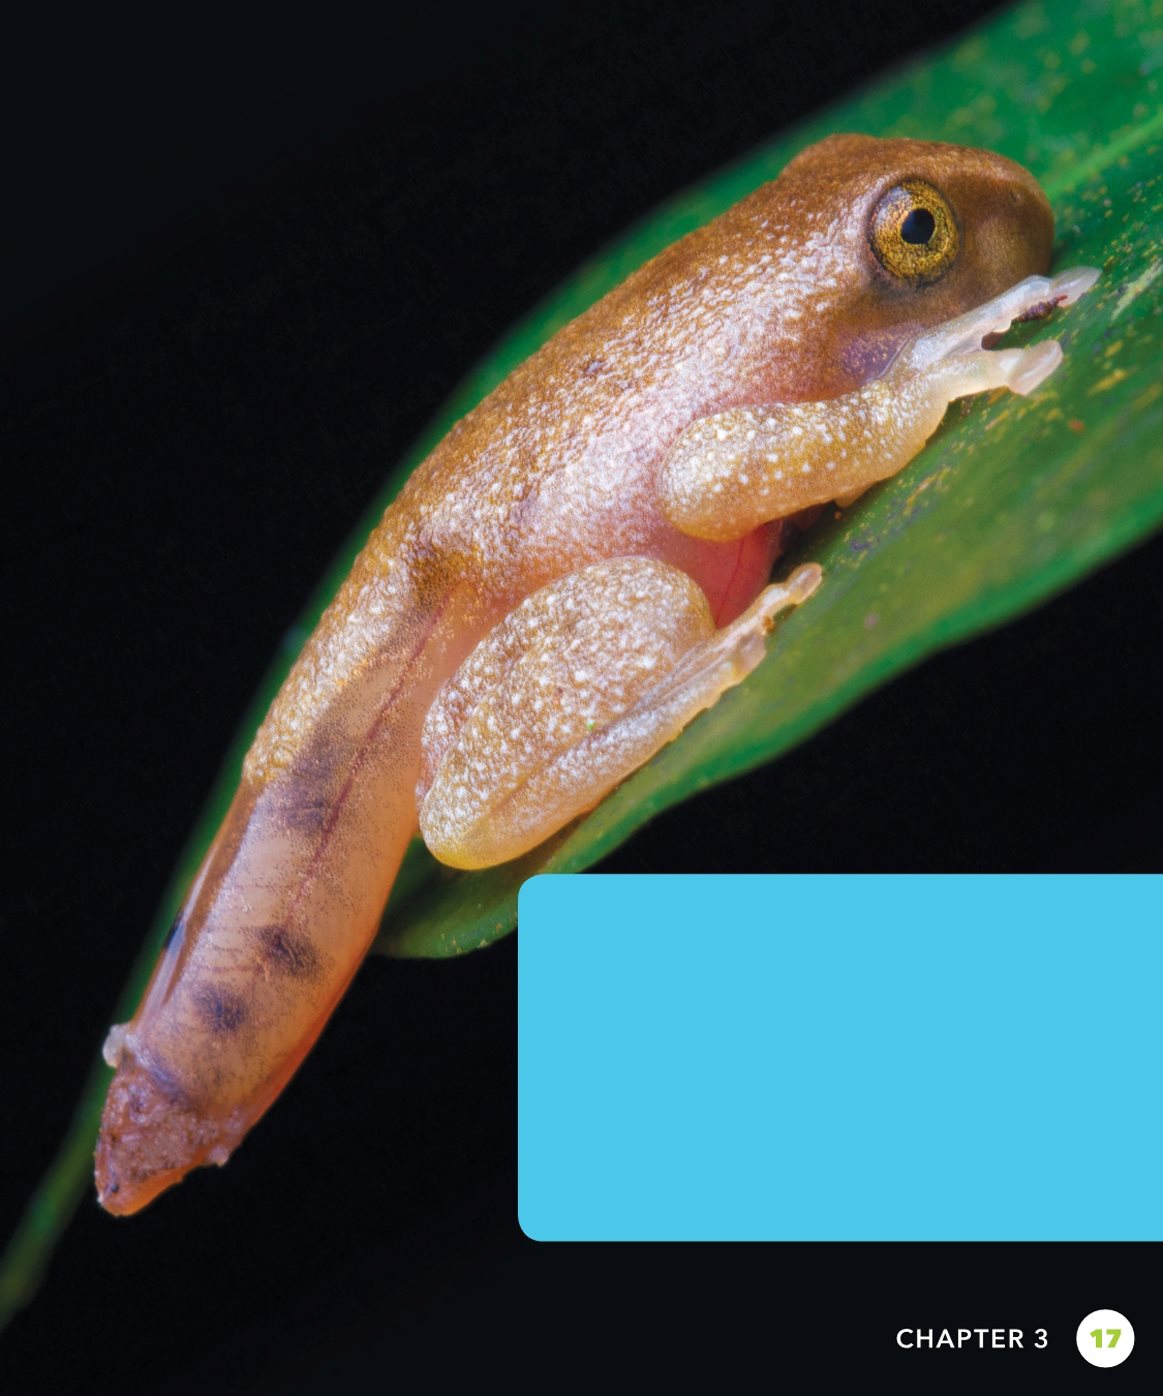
869,179,960,284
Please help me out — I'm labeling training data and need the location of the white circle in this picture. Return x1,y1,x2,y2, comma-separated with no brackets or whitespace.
1076,1310,1134,1368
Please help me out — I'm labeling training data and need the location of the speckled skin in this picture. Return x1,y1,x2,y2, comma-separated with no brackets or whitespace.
96,134,1072,1214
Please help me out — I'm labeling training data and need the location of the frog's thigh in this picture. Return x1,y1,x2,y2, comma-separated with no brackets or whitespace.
418,556,820,870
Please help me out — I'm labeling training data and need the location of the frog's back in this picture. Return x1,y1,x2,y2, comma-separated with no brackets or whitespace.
400,198,801,595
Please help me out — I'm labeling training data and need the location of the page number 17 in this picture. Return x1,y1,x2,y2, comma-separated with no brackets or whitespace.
1089,1328,1121,1349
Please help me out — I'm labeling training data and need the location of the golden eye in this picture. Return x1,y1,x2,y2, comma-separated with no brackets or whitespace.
869,179,960,284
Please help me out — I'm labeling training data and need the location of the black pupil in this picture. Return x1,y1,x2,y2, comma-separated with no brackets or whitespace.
901,207,936,245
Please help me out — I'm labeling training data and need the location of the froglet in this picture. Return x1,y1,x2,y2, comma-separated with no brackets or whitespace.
96,134,1098,1212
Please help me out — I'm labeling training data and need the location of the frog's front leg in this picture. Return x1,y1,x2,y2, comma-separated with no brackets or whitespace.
417,557,820,869
659,267,1100,540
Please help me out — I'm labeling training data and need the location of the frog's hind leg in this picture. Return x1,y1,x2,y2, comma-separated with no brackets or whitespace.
417,557,821,869
659,265,1100,540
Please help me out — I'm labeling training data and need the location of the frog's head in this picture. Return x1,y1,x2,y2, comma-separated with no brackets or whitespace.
761,133,1056,394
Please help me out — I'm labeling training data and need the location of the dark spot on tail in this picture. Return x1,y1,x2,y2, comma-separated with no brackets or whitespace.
162,915,184,953
279,786,331,833
275,736,341,832
255,924,320,981
194,984,248,1034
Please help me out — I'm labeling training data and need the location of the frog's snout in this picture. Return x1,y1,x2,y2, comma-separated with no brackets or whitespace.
975,150,1056,285
1011,174,1055,269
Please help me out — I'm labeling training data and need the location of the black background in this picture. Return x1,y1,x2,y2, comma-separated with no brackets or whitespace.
3,2,1159,1388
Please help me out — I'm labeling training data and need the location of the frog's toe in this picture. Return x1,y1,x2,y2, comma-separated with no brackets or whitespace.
1048,265,1101,306
925,338,1066,402
902,267,1100,371
1003,339,1064,396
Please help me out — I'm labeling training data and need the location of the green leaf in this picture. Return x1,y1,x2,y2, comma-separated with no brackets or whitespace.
3,0,1161,1330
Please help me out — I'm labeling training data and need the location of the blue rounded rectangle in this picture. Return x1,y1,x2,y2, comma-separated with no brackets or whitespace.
517,873,1161,1241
